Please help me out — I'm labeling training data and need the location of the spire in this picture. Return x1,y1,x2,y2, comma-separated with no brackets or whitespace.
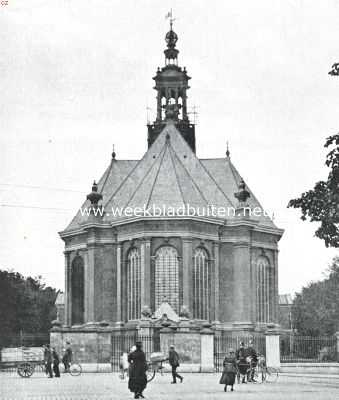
112,144,116,160
164,9,178,65
147,14,196,152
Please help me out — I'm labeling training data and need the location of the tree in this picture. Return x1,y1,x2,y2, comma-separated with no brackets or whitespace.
288,134,339,248
0,270,58,337
292,256,339,336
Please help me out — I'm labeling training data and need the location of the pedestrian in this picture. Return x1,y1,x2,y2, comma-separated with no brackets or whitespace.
128,341,147,399
219,348,237,392
235,341,247,383
245,340,258,382
52,348,60,378
119,351,129,379
43,344,53,378
62,341,72,372
168,345,183,384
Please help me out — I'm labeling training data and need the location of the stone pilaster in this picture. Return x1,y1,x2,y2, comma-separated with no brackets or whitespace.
64,251,71,326
86,244,95,322
102,243,116,323
273,249,279,323
182,238,192,314
232,242,253,329
212,241,220,323
116,243,123,325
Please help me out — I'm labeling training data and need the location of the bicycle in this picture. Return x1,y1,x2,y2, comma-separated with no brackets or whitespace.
246,355,279,383
60,362,82,376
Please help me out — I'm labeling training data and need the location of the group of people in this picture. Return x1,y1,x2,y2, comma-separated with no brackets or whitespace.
126,342,184,399
219,340,258,392
43,341,72,378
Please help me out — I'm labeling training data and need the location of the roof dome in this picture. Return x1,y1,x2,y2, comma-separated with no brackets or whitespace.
165,29,178,49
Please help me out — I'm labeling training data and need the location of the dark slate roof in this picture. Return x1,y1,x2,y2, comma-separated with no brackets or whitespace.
64,123,278,232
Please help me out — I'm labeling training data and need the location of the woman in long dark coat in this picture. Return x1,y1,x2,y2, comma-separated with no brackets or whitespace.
128,342,147,399
219,349,237,392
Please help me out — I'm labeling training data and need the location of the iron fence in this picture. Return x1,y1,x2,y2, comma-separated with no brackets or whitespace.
111,332,160,372
280,334,337,363
214,333,266,372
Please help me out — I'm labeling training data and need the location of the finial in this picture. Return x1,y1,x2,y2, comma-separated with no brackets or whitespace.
87,180,103,206
226,141,230,158
112,144,116,160
329,63,339,76
234,179,250,205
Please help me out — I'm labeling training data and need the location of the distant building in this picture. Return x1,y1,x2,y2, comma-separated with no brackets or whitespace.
55,292,65,325
278,294,293,331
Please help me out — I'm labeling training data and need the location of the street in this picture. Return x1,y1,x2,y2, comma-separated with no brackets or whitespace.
1,372,339,400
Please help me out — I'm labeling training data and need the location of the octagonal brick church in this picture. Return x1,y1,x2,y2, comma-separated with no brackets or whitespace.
53,25,283,345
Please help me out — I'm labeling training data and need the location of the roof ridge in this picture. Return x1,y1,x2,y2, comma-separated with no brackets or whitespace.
103,152,150,208
198,158,235,207
145,141,169,209
125,142,168,209
169,144,209,205
228,161,275,225
168,142,186,204
99,160,114,195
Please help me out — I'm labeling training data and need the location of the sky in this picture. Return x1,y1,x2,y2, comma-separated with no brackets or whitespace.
0,0,338,294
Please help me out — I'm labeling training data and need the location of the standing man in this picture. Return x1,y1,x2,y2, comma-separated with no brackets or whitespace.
62,341,72,372
245,340,258,382
44,344,53,378
235,341,247,383
52,348,60,378
168,345,183,384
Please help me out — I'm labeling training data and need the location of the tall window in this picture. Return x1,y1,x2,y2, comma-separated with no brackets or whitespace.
155,246,179,313
71,256,84,325
256,256,271,323
127,248,141,320
193,248,211,320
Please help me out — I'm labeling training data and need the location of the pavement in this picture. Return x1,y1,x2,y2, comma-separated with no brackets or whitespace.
1,372,339,400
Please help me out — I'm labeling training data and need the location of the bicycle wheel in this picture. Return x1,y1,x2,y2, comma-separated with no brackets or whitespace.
265,367,278,383
17,363,34,378
69,363,82,376
146,369,156,382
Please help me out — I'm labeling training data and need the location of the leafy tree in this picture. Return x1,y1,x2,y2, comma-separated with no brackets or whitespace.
288,134,339,248
0,270,58,337
292,256,339,336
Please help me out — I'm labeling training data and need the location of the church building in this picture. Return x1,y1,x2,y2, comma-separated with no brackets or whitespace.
54,23,283,345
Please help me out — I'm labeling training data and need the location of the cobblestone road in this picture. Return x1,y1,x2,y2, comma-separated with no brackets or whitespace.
1,372,339,400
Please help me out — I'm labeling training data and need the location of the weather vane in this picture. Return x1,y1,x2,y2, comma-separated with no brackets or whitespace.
165,9,176,30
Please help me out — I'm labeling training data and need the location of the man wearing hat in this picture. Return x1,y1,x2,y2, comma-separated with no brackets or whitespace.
168,345,183,384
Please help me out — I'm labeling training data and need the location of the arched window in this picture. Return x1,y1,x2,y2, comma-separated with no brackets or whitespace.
193,248,211,320
71,256,84,325
155,246,179,313
256,256,271,323
127,248,141,320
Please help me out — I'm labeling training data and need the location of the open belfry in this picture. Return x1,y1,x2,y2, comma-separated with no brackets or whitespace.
51,18,283,365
